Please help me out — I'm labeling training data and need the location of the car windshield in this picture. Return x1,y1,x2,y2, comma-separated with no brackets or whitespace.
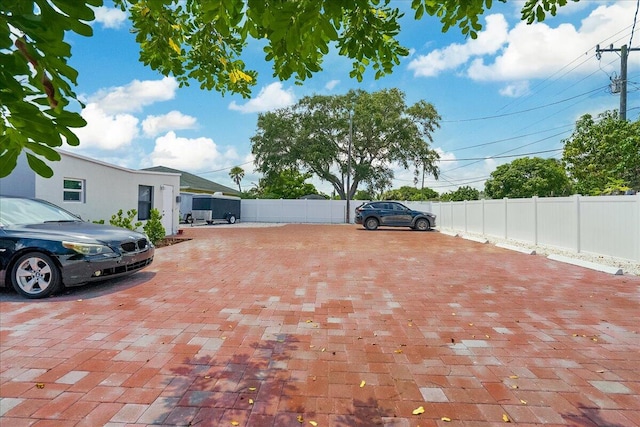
0,198,81,227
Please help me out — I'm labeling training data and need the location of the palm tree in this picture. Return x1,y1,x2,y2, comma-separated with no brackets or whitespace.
229,166,245,192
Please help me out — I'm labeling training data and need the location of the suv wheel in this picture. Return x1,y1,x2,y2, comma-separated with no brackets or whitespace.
364,217,379,230
415,218,430,231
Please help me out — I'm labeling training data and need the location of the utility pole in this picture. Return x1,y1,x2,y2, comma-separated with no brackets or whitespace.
596,44,640,121
346,110,353,224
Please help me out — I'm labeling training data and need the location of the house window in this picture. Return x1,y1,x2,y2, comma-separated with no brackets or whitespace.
63,179,84,202
138,185,153,220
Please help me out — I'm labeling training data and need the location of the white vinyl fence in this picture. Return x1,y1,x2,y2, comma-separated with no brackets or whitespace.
239,195,640,262
240,199,433,224
431,194,640,263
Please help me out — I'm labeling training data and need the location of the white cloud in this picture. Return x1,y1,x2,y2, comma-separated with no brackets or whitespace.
148,131,237,171
409,2,640,83
467,21,585,81
228,82,296,113
73,103,139,150
325,80,340,91
407,14,509,77
142,111,197,137
92,6,127,29
86,77,179,114
499,81,531,97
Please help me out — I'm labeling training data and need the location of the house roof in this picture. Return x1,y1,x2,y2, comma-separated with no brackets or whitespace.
142,166,240,196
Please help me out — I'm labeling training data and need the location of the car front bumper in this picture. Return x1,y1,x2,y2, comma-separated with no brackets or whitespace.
58,247,155,287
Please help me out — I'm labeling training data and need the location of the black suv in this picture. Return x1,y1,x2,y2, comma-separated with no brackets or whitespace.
355,201,436,231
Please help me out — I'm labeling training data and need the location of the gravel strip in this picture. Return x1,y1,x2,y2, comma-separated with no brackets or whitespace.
455,230,640,277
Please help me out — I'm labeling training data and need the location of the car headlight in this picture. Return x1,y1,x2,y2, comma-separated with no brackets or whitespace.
62,241,115,256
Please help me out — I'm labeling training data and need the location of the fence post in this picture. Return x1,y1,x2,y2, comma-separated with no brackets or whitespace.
481,199,485,236
450,201,454,230
464,200,468,233
636,194,640,262
503,198,508,239
574,194,581,253
533,196,538,246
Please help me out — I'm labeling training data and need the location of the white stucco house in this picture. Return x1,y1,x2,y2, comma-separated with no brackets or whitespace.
0,150,181,235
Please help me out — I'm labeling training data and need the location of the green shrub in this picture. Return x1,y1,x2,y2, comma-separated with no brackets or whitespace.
110,209,142,231
143,208,166,245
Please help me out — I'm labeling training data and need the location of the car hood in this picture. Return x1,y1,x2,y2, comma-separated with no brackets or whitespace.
1,222,148,245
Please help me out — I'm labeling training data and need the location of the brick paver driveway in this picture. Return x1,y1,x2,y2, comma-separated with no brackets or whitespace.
1,224,639,426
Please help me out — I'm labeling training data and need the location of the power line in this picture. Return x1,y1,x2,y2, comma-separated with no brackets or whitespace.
441,87,604,123
448,123,574,152
437,148,563,162
630,0,639,48
444,130,569,173
197,160,254,175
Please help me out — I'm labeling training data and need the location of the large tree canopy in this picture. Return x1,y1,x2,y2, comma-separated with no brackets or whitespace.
484,157,573,199
440,185,480,201
2,0,577,178
382,186,439,201
244,168,320,199
562,111,640,195
251,89,441,200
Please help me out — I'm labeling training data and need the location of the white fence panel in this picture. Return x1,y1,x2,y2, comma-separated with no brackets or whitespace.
434,195,639,262
466,201,484,234
432,203,450,229
451,203,466,230
536,196,577,250
483,199,506,238
506,198,536,243
241,199,348,223
580,195,639,260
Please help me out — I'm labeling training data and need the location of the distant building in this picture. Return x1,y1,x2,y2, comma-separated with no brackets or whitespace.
142,166,240,221
142,166,240,196
0,151,181,234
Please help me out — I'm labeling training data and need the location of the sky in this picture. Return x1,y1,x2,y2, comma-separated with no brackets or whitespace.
62,0,640,196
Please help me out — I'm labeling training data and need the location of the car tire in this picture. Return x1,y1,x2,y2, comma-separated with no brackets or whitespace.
227,215,236,224
10,252,61,299
415,218,431,231
364,217,379,230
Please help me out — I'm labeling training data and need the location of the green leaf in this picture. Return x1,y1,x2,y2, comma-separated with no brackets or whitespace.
0,150,20,178
26,153,54,178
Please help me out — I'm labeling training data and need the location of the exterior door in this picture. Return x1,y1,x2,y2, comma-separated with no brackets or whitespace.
161,185,174,235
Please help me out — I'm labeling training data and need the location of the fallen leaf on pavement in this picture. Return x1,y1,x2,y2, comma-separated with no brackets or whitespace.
412,406,425,415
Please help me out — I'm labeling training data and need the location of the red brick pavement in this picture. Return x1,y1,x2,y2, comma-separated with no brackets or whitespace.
1,224,639,426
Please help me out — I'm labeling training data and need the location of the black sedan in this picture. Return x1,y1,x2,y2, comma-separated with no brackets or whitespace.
355,201,436,231
0,197,154,299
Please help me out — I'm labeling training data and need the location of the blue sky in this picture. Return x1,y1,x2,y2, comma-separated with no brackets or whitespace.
64,1,640,195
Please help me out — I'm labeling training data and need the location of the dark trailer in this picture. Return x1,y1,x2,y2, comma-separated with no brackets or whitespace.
191,193,241,224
